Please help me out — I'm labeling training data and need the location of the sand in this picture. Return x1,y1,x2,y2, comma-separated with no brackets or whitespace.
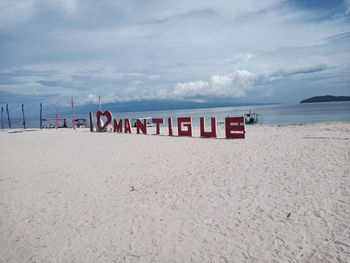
0,122,349,262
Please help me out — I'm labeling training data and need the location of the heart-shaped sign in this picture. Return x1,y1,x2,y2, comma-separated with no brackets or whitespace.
96,111,113,131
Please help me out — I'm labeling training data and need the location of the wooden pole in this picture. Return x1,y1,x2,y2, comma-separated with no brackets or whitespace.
71,96,76,130
21,104,26,129
40,102,43,129
6,104,11,129
56,99,59,129
1,107,3,129
89,112,94,132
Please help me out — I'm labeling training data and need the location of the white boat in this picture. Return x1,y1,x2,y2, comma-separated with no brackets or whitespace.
244,111,259,124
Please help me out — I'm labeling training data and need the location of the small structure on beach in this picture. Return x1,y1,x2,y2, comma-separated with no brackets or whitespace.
74,118,87,128
42,118,68,128
244,111,259,124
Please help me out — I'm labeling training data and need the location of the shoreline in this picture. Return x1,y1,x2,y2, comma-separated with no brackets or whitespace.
1,120,350,134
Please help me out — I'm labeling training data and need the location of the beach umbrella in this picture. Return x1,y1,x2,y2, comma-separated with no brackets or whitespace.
6,104,11,129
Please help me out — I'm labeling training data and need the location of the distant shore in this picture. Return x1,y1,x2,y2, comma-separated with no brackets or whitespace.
300,95,350,103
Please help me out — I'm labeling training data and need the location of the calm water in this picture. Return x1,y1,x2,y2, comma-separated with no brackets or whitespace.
3,101,350,129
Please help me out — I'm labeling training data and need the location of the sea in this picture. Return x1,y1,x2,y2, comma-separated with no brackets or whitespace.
2,101,350,129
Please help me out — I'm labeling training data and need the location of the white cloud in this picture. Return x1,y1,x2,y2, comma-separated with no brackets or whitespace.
345,0,350,15
0,0,349,107
170,70,266,100
166,64,330,101
173,81,209,96
0,0,79,26
0,0,36,26
55,0,77,13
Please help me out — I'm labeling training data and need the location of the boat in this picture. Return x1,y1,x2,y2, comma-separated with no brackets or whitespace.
244,111,259,124
74,118,87,128
42,118,68,128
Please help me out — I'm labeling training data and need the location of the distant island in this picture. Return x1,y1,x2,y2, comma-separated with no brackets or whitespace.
300,95,350,103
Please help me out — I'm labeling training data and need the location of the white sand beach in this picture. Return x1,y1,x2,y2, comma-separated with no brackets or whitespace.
0,122,349,262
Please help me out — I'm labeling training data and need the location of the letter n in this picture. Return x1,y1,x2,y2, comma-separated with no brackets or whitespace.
136,119,147,134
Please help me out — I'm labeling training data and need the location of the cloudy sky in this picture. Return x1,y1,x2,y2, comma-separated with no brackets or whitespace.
0,0,349,111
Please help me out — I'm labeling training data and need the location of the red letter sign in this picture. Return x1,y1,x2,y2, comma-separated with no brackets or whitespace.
124,119,132,133
168,118,173,136
89,112,94,132
200,117,217,138
96,111,113,132
152,118,164,135
178,117,192,137
113,119,123,133
225,117,245,139
136,119,147,134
